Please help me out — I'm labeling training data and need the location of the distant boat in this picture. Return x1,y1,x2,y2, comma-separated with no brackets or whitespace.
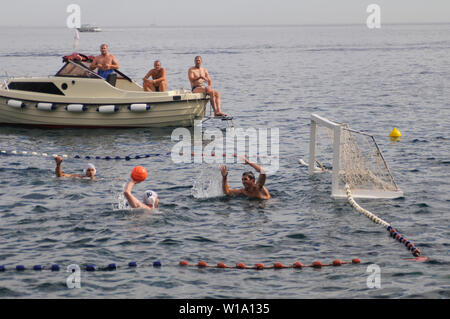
77,24,102,32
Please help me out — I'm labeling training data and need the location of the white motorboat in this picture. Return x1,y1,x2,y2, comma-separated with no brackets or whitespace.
0,53,208,128
77,24,102,32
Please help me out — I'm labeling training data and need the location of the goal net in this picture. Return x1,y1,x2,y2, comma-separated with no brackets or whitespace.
307,114,403,199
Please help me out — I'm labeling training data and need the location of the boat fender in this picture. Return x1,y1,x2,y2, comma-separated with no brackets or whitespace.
36,102,55,111
128,104,151,112
66,104,87,112
7,99,25,108
97,105,118,113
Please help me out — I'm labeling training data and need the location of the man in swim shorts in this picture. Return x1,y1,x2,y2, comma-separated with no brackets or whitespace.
220,157,271,199
124,179,159,210
143,60,167,92
89,44,120,79
54,156,96,180
188,56,226,117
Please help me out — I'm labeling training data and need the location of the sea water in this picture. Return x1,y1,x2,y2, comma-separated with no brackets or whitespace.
0,24,449,298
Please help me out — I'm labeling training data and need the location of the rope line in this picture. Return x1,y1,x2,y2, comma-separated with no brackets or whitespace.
0,258,361,273
345,183,421,257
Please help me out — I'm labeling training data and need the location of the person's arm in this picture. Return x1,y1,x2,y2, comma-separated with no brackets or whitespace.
204,69,212,87
55,156,63,177
154,68,166,84
220,165,242,196
54,156,82,178
89,57,98,70
108,55,119,70
124,180,145,208
143,69,153,81
188,68,196,85
243,158,266,188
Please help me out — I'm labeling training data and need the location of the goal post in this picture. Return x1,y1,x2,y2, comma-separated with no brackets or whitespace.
308,113,403,199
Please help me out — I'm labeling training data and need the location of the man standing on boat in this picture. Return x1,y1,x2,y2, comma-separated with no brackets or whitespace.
89,44,119,79
143,60,167,92
188,56,226,117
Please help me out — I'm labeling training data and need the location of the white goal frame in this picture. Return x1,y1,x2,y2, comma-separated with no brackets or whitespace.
309,113,403,199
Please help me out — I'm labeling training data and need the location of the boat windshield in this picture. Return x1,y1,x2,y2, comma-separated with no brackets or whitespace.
55,61,100,78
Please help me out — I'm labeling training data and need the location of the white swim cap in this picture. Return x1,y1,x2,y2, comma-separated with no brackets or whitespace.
83,163,96,175
142,190,158,206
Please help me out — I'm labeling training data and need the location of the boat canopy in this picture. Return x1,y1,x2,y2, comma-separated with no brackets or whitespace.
55,53,133,83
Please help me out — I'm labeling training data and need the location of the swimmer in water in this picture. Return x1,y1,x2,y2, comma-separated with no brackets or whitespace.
220,157,271,200
54,156,96,180
124,179,159,210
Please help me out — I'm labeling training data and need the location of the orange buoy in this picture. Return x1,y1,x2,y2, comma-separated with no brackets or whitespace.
293,262,303,269
179,260,189,266
312,261,323,268
255,263,264,270
352,258,361,264
236,262,246,269
131,166,147,182
332,259,342,266
197,261,208,267
217,262,227,268
273,262,284,269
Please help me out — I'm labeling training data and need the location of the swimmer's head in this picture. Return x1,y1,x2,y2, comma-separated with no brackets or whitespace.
83,163,96,178
142,190,158,208
242,171,255,189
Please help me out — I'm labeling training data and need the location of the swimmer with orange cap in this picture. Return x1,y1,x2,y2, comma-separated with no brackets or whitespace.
220,157,270,200
124,166,159,210
54,156,96,180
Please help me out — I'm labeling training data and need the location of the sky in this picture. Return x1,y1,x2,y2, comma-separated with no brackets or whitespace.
0,0,449,27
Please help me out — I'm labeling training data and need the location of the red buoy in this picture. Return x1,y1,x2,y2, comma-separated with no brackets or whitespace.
217,262,227,268
273,262,284,269
197,261,208,267
352,258,361,264
293,262,303,269
236,263,246,269
332,259,342,266
255,263,264,270
179,260,189,266
312,261,323,268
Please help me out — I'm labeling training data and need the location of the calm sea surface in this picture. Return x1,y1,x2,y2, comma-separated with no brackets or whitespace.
0,24,449,299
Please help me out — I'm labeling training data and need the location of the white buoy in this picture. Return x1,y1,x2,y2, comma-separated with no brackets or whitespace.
7,99,25,108
97,105,118,113
128,104,150,112
36,102,55,111
66,104,87,112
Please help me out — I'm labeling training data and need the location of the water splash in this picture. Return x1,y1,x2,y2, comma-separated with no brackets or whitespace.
191,166,224,199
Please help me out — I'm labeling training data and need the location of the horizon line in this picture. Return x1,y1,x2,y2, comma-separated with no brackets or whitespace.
1,21,449,28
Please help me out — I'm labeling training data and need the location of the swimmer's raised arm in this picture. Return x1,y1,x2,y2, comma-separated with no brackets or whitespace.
124,180,145,208
242,157,266,188
220,165,243,196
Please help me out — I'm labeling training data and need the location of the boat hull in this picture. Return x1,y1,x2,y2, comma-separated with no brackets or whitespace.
0,97,207,128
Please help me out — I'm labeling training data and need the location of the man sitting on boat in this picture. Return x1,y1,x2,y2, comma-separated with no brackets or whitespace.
89,44,119,79
188,56,226,117
54,156,96,180
143,60,167,92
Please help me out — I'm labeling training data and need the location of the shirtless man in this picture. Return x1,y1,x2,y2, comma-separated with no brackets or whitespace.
54,156,96,180
89,44,119,79
188,56,226,117
124,179,159,210
143,60,167,92
220,158,270,200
